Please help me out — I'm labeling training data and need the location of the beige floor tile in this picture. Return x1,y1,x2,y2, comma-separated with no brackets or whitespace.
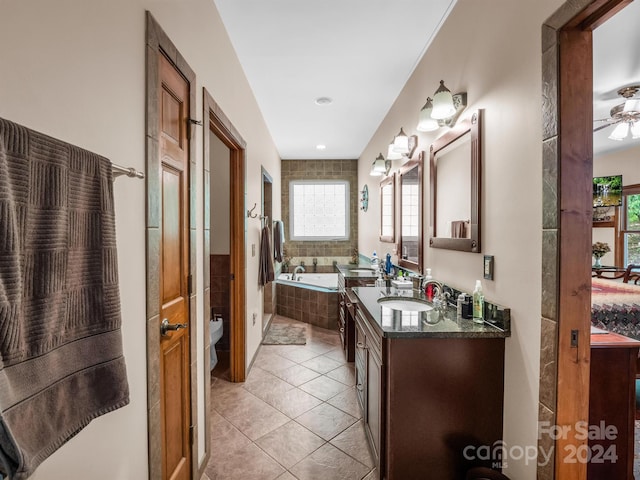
256,421,325,469
212,382,261,416
321,348,348,364
262,386,324,418
274,364,322,387
289,443,370,480
330,420,375,468
295,403,357,441
205,442,285,480
276,472,298,480
362,468,377,479
257,352,299,375
325,364,356,386
305,340,339,355
210,410,252,455
244,367,296,400
276,345,322,364
301,355,344,374
299,375,349,401
326,387,362,419
222,392,290,440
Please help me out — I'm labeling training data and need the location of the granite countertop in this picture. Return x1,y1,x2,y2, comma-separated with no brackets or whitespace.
352,286,510,339
336,263,379,278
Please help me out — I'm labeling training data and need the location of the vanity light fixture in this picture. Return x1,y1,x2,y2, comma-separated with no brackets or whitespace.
431,80,456,119
417,80,468,131
393,128,410,154
390,130,418,159
416,97,439,132
370,153,388,177
387,140,403,161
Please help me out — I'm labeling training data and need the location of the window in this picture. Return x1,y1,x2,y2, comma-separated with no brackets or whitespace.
289,180,349,241
622,184,640,265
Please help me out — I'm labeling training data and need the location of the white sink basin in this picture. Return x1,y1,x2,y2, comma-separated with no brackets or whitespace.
377,297,433,312
350,269,376,273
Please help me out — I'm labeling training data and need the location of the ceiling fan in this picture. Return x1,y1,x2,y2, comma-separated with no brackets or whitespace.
593,85,640,140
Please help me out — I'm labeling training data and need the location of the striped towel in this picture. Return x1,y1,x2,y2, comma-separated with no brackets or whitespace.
0,117,129,479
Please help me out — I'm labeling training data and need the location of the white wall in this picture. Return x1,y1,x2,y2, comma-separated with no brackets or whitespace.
0,0,280,477
358,0,563,477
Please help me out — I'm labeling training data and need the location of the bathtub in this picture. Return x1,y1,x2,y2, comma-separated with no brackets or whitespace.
275,273,339,330
276,273,339,291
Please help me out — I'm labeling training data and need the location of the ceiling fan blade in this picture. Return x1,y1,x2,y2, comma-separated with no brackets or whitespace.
593,120,620,133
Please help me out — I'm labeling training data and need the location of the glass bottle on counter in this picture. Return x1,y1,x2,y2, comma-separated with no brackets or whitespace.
472,280,484,324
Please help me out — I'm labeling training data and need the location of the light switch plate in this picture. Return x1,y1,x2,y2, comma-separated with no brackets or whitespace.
252,244,256,257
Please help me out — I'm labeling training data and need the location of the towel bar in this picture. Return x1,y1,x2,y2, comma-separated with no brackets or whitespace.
111,163,145,179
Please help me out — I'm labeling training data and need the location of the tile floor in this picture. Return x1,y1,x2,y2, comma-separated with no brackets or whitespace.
205,315,376,480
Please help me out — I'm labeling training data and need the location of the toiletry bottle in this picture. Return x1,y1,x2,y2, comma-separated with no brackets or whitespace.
457,293,465,321
371,251,379,267
385,253,392,275
472,280,484,324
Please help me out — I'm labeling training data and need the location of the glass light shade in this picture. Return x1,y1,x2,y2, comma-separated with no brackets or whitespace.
416,98,439,132
387,142,403,160
431,80,456,120
631,121,640,139
370,154,386,176
393,128,410,154
623,99,640,113
608,122,629,141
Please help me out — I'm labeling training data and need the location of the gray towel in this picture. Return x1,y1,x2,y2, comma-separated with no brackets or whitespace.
273,220,284,262
258,225,274,286
0,118,129,479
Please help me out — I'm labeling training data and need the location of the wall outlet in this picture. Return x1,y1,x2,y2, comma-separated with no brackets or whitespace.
252,244,256,257
252,312,257,325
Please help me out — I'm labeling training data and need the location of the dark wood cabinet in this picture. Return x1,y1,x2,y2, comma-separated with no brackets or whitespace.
355,304,505,480
355,309,384,471
338,271,376,362
588,331,640,480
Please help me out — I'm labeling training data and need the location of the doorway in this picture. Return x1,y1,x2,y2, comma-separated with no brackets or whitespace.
203,88,247,385
262,167,275,334
539,0,632,478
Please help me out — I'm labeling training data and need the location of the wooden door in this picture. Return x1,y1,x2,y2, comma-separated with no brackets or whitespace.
159,52,191,480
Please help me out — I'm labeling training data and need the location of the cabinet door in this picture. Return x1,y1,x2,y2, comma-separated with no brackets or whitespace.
354,319,367,415
366,348,382,465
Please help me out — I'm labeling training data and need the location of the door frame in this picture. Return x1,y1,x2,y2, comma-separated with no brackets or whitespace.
203,87,247,386
146,12,200,479
539,0,631,478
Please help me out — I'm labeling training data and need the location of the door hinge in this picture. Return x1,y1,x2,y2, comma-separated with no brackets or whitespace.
230,273,235,281
187,274,193,295
189,424,196,445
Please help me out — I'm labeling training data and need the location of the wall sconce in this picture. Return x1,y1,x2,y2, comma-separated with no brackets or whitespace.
370,153,390,177
416,80,467,131
389,130,418,159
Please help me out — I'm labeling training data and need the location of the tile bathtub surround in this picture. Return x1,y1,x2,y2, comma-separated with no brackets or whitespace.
206,316,373,480
281,160,358,260
276,283,339,330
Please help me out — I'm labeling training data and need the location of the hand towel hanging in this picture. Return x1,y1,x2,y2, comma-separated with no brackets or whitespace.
258,225,275,286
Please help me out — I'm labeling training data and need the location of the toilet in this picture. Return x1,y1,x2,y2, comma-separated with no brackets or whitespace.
209,316,224,370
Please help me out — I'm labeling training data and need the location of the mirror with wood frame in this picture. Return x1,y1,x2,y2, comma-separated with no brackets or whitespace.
398,153,423,272
429,109,482,253
380,173,395,243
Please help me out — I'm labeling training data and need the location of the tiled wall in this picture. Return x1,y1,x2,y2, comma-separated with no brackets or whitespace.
281,159,358,261
276,283,339,330
210,255,230,350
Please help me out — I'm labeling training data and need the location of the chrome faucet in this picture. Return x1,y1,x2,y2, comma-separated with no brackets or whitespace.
292,265,305,281
423,279,450,311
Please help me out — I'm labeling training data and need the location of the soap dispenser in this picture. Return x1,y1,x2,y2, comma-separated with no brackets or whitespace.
472,280,485,324
385,253,392,275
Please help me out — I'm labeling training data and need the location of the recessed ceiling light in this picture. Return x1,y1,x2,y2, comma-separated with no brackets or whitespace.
314,97,333,106
316,144,326,150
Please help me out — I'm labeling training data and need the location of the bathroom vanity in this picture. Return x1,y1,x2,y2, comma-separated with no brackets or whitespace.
351,286,510,479
336,265,378,361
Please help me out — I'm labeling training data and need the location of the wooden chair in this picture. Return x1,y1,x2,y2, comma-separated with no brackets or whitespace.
622,264,640,285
